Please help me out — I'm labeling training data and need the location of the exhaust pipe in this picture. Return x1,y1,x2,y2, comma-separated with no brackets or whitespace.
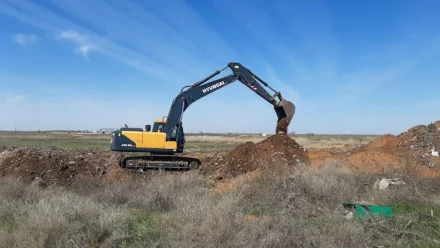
274,99,295,133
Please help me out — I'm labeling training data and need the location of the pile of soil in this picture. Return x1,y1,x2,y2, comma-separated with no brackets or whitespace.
355,134,399,154
340,135,403,173
0,147,127,186
397,122,440,168
336,121,440,174
0,145,6,153
434,121,440,130
202,133,308,179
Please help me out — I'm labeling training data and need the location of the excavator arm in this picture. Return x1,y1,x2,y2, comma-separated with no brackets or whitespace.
111,62,296,170
164,62,295,140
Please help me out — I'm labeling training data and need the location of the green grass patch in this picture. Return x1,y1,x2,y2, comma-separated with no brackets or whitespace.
121,210,164,247
0,213,17,232
247,208,265,216
392,202,440,215
390,203,440,246
1,140,238,152
0,139,110,149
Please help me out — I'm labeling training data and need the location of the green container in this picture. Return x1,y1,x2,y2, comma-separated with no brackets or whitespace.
342,203,393,220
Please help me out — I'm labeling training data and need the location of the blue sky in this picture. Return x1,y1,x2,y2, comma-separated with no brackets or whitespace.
0,0,439,134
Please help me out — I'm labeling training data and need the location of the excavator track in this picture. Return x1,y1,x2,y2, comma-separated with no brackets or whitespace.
119,155,201,171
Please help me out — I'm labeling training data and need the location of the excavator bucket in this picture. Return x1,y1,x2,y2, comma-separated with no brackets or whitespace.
274,99,295,133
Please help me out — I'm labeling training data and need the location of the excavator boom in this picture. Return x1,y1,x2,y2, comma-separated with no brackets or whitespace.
163,62,295,139
110,62,296,170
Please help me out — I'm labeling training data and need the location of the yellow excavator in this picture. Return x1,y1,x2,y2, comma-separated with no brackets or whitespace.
110,62,295,170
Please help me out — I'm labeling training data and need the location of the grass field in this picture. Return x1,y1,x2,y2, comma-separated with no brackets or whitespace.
4,131,439,247
1,166,440,247
0,131,379,152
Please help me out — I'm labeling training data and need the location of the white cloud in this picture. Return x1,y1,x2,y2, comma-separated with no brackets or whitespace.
76,44,98,58
57,30,87,42
0,0,235,84
14,34,38,45
56,30,99,58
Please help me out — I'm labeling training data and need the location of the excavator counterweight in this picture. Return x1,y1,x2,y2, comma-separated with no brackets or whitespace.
110,62,296,170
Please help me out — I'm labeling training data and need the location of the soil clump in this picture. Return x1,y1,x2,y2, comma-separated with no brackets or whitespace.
275,118,289,133
202,133,308,179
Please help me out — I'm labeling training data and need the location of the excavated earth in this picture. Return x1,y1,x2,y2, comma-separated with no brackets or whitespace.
0,147,149,186
0,134,309,186
397,122,440,168
275,117,289,133
342,134,403,172
308,121,440,176
0,120,439,187
201,133,309,179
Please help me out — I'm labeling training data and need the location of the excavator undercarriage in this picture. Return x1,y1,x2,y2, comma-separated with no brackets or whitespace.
110,62,295,170
119,155,201,171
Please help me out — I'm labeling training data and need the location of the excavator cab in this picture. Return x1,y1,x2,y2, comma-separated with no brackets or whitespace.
143,119,166,133
152,119,167,132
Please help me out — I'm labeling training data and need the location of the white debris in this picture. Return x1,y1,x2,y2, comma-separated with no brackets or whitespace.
344,209,354,220
431,148,439,157
373,178,406,190
0,150,9,158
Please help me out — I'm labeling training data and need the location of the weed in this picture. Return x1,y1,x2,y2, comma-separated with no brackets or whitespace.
0,165,439,247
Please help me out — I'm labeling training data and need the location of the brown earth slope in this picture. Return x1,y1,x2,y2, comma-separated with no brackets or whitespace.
201,133,308,179
0,147,115,186
341,134,403,173
306,121,440,176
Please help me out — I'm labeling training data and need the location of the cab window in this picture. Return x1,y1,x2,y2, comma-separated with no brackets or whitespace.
152,122,165,132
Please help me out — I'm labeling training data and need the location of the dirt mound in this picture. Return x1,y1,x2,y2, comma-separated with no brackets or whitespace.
435,121,440,130
355,134,399,154
332,121,440,174
0,145,6,153
305,135,402,173
202,133,308,179
0,146,196,186
397,122,440,168
342,150,403,173
0,147,122,186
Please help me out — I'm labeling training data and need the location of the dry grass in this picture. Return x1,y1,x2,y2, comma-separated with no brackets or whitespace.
0,165,439,247
0,179,126,248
